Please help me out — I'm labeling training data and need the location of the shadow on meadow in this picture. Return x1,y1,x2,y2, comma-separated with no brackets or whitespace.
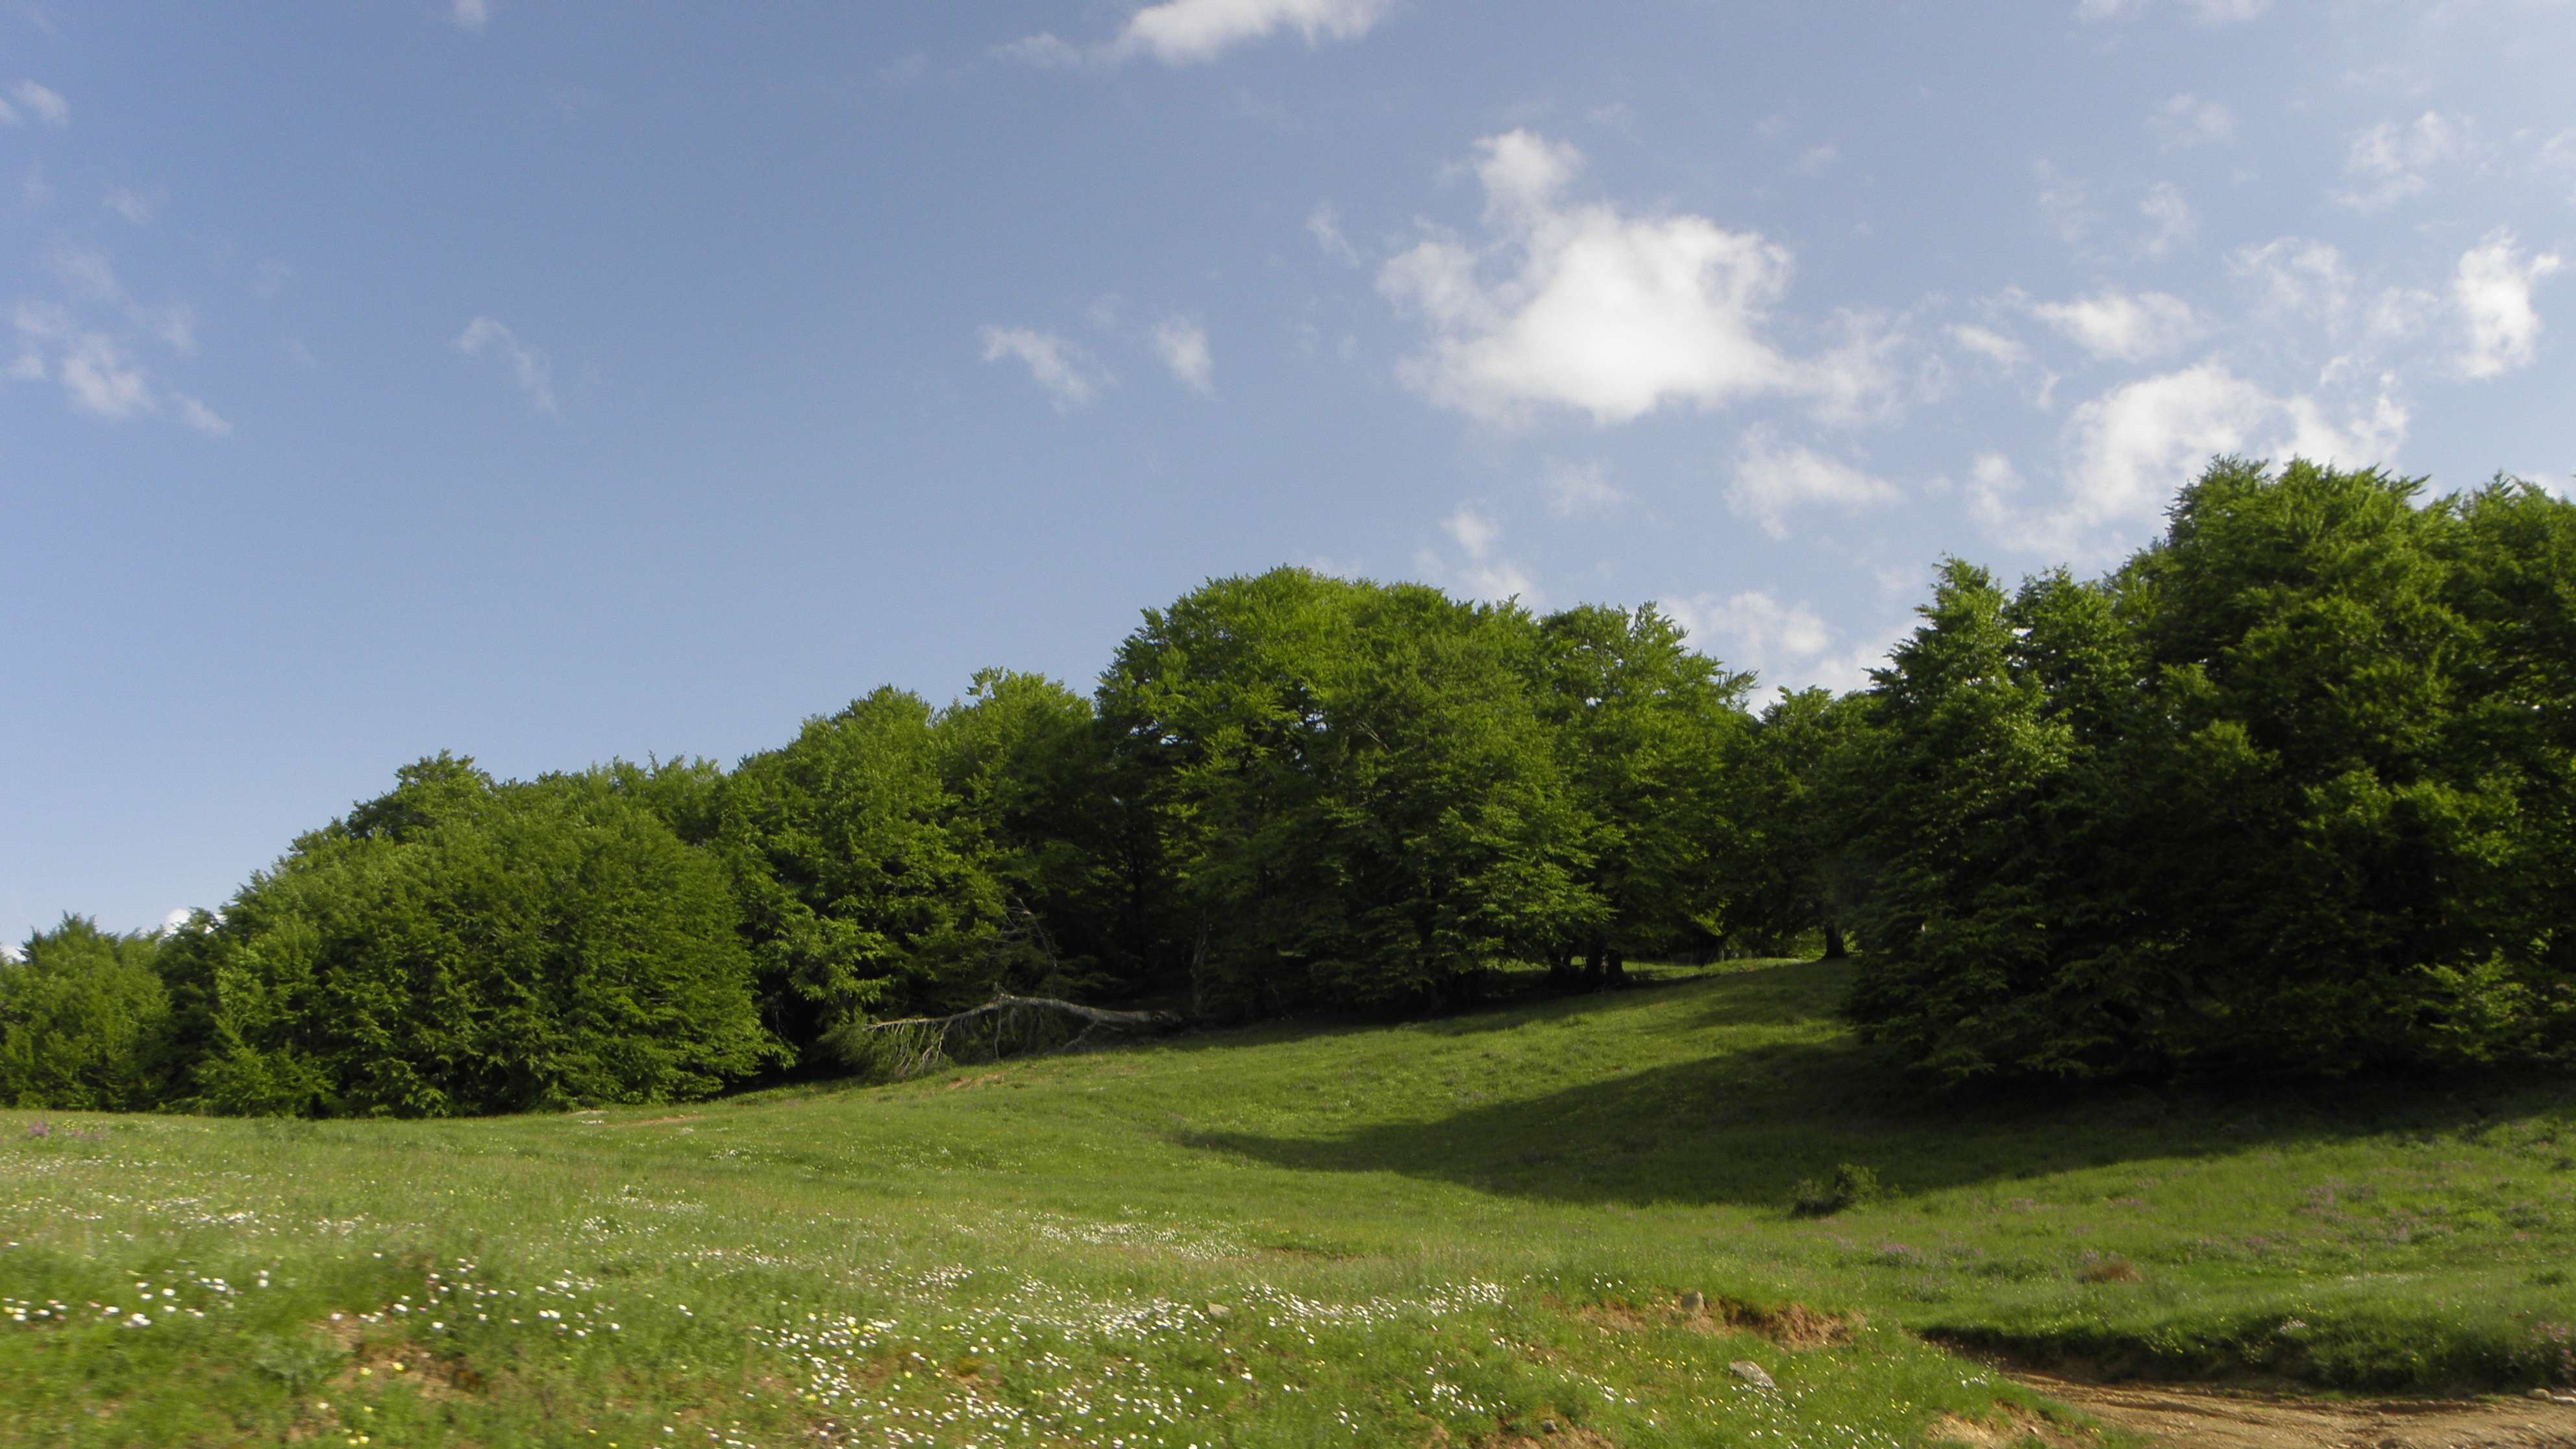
1174,963,2576,1212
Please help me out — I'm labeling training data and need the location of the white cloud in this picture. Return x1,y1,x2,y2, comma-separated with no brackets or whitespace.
2229,238,2353,324
1974,362,2408,556
1306,202,1360,264
455,316,557,413
5,80,68,128
56,332,153,419
979,325,1109,411
1950,323,2029,369
2031,290,2201,362
1119,0,1390,64
1543,460,1626,517
1444,506,1500,559
10,290,219,434
104,187,155,225
172,393,232,437
1665,591,1888,691
1152,316,1215,394
1380,130,1874,427
2453,229,2562,379
995,33,1087,69
2153,93,2236,149
449,0,490,32
1008,0,1390,68
44,244,195,353
2078,0,2268,23
2335,112,2468,211
2035,162,2096,248
1793,143,1840,177
2136,182,2196,257
1417,505,1537,604
1726,427,1901,538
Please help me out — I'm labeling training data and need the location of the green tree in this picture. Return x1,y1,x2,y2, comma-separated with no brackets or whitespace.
1530,603,1750,983
718,687,1009,1056
175,756,768,1117
1098,568,1591,1015
1719,686,1874,959
1838,560,2083,1082
0,915,172,1110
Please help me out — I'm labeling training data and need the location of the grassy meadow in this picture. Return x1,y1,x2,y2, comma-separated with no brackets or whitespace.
5,959,2573,1448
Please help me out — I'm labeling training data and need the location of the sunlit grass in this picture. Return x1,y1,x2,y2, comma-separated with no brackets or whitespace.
5,960,2571,1446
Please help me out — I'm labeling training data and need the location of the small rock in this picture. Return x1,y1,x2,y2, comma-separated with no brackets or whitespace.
1204,1304,1230,1320
1536,1417,1561,1435
1729,1360,1776,1391
1678,1290,1706,1316
2533,1389,2558,1402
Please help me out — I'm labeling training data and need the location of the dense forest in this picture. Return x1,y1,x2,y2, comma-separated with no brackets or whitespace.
6,459,2573,1117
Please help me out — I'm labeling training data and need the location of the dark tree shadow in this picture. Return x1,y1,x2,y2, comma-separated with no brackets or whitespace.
1176,966,2576,1211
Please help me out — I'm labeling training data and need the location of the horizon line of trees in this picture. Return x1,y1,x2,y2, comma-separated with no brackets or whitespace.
6,458,2571,1117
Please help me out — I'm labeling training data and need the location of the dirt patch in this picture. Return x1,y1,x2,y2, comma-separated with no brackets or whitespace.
615,1113,705,1126
317,1319,482,1400
1573,1294,1863,1350
2010,1370,2576,1448
1468,1428,1616,1448
944,1074,1007,1091
1927,1406,2089,1448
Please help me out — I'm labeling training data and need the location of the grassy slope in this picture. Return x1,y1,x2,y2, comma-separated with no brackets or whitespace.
3,960,2572,1448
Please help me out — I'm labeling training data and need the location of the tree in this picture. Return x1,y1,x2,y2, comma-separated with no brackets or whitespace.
1719,687,1874,959
174,756,769,1116
717,687,1009,1057
1529,604,1751,983
1098,568,1591,1015
1837,560,2081,1082
0,915,171,1110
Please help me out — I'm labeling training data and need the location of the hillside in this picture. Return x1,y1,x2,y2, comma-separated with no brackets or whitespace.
5,961,2573,1447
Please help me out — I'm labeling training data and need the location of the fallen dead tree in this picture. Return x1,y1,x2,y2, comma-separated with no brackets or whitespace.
823,995,1188,1084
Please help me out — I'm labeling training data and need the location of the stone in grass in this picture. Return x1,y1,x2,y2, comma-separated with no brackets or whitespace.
1678,1290,1706,1316
2529,1387,2576,1404
1729,1361,1776,1391
1205,1304,1231,1320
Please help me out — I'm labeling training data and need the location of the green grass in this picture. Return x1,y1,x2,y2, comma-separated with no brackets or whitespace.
5,960,2573,1447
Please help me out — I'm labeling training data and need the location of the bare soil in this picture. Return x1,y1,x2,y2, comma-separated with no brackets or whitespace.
2008,1370,2576,1448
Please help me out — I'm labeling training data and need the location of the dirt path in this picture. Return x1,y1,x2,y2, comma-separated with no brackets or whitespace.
2009,1371,2576,1448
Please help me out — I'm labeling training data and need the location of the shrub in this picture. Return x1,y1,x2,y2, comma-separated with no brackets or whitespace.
1790,1163,1885,1217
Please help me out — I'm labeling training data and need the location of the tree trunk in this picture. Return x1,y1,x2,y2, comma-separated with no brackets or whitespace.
1821,923,1848,960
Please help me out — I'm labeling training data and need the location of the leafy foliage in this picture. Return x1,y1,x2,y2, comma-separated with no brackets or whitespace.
1842,460,2576,1081
169,756,769,1117
0,915,172,1110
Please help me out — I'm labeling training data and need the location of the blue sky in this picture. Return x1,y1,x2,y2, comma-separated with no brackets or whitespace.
5,0,2571,943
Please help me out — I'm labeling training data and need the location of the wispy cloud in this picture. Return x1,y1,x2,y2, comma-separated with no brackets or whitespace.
2453,229,2562,379
1415,504,1538,605
1726,426,1901,538
2151,93,2236,149
980,325,1111,411
2030,289,2202,362
1151,316,1215,395
456,316,557,412
103,186,156,225
2334,112,2468,211
3,80,69,128
449,0,491,33
1543,460,1626,517
1306,202,1360,265
1004,0,1391,68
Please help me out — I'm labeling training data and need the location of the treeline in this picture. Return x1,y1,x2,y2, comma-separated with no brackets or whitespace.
5,460,2571,1115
